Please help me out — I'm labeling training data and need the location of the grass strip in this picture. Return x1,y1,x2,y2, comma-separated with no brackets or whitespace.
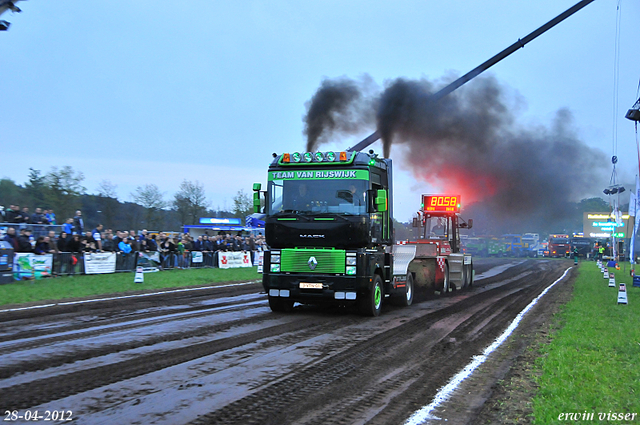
0,267,260,306
533,261,640,424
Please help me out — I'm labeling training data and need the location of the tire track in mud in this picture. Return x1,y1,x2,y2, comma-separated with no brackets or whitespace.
0,281,263,323
0,313,357,409
0,295,264,351
187,261,570,425
0,259,563,423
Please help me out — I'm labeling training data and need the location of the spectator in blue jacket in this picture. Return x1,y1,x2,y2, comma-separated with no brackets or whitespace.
45,209,56,225
118,237,132,254
63,218,74,235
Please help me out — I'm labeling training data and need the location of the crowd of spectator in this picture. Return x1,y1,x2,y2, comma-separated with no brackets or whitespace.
1,204,57,225
2,208,267,257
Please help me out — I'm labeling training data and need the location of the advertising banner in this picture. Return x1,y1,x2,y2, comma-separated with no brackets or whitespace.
218,251,252,269
13,253,53,280
191,251,203,263
255,251,264,273
84,252,117,274
137,251,161,271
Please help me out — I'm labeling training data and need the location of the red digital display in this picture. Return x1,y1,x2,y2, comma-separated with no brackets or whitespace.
422,195,461,213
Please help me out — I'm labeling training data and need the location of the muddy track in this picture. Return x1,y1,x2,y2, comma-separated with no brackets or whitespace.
189,261,568,425
0,258,573,425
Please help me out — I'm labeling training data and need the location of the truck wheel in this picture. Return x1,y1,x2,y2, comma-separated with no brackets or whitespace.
268,296,294,313
392,274,414,307
468,262,474,287
461,266,468,289
441,263,450,295
359,274,383,316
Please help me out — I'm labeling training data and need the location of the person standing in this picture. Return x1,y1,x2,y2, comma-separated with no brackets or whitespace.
19,207,31,224
45,209,56,225
6,205,21,223
62,218,73,235
73,210,84,236
57,232,69,252
17,229,33,252
31,208,48,225
92,224,103,251
3,227,19,250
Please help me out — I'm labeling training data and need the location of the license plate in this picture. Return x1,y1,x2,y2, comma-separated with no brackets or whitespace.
300,282,323,289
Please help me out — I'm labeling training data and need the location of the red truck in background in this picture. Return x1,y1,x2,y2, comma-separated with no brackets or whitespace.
548,234,571,258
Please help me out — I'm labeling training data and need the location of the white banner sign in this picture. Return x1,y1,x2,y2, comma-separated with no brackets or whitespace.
84,252,117,274
191,251,203,264
255,251,264,273
218,251,253,269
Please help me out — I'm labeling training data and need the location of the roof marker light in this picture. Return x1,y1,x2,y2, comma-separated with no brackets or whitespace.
292,152,301,163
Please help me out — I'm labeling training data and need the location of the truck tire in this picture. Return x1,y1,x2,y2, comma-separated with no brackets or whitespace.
392,273,414,307
359,274,383,317
468,262,474,287
441,263,450,295
268,296,294,313
460,265,468,289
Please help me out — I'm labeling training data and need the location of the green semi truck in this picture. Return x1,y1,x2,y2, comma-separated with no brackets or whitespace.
253,150,473,316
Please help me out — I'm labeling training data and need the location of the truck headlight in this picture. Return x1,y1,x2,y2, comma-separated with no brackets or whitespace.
271,254,280,263
346,257,356,266
271,264,281,273
346,266,356,275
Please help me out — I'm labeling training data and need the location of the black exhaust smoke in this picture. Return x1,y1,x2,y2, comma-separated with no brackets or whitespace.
303,74,608,231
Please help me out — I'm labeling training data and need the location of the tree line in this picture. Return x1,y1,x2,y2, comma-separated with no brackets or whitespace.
0,166,254,232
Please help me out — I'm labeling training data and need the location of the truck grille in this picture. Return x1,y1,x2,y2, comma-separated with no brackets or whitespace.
281,248,345,274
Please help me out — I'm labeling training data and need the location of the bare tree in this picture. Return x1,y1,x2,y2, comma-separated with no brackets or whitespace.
97,180,119,229
173,180,209,225
44,166,86,221
131,184,167,229
232,189,252,219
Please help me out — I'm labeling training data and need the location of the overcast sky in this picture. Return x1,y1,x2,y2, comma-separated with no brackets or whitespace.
2,0,639,221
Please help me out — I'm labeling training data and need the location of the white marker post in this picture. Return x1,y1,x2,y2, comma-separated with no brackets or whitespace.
618,283,628,304
609,272,616,288
134,266,144,284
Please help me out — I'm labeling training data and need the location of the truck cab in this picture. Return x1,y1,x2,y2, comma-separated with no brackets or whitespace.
256,150,397,316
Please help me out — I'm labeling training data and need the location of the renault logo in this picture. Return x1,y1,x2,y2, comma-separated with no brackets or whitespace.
308,256,317,270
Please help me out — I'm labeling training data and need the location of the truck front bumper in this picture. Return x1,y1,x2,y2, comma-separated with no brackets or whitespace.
263,273,370,303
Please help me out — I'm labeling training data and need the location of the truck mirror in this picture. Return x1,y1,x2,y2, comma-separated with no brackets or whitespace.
253,183,262,191
413,217,419,228
468,219,473,229
253,191,261,213
375,189,388,212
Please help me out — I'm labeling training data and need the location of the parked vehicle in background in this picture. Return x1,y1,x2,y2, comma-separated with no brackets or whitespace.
548,234,571,258
522,233,541,257
465,237,488,257
503,234,524,257
487,237,505,257
570,236,593,258
540,241,549,257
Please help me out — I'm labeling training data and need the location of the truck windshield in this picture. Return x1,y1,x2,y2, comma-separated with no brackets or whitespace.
268,178,368,215
551,238,569,244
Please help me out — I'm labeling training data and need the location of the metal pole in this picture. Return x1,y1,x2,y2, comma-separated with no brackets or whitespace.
348,0,596,153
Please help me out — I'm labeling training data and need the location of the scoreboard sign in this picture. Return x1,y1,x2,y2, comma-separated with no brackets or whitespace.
422,195,461,213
